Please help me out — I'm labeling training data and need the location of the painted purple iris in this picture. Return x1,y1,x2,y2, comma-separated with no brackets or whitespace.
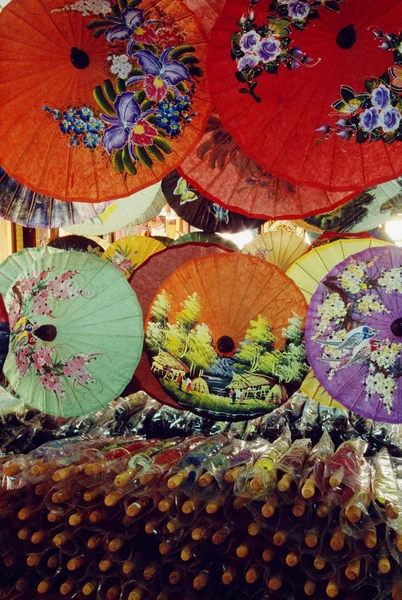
371,84,390,110
104,7,145,43
127,48,190,102
359,107,381,132
101,92,158,156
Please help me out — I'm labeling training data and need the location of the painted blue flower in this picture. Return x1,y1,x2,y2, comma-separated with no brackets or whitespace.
104,8,144,43
84,133,100,149
380,106,401,132
372,84,390,110
359,107,381,132
68,135,80,147
256,37,281,63
60,119,73,134
79,107,94,121
53,110,62,120
100,92,158,156
288,1,310,19
238,53,259,71
240,31,260,53
127,48,190,102
159,100,170,112
73,119,87,134
64,108,76,119
87,117,104,133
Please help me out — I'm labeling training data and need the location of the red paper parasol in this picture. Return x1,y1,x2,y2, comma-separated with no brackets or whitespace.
178,111,355,220
207,1,402,193
0,0,211,202
143,252,308,419
183,0,226,36
130,242,232,406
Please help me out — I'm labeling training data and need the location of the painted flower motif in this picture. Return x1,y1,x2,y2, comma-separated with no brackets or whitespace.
371,84,390,109
63,355,92,384
365,371,395,413
256,37,282,63
101,92,158,155
108,53,132,79
32,347,53,373
359,107,381,132
51,0,111,17
287,1,310,19
40,373,65,396
240,30,260,52
378,267,402,293
15,346,31,377
127,48,190,102
338,261,366,293
111,256,134,275
33,291,53,318
238,53,259,71
315,293,347,335
380,106,402,132
357,295,389,315
104,7,145,43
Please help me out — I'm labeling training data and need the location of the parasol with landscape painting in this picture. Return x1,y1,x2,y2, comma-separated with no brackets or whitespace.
144,252,309,420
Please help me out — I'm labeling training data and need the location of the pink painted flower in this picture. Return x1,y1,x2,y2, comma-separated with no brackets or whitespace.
15,346,31,377
20,275,39,295
40,372,65,395
32,347,53,373
8,298,22,328
33,291,53,317
112,256,133,275
63,355,91,384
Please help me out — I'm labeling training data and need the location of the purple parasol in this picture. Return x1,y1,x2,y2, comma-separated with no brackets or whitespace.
306,245,402,423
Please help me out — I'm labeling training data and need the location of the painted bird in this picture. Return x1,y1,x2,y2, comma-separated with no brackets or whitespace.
320,339,381,369
315,326,378,351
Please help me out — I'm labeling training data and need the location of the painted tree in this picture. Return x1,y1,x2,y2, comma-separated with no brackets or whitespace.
150,289,171,327
176,292,202,333
165,323,187,358
185,323,218,374
234,315,276,373
146,321,166,353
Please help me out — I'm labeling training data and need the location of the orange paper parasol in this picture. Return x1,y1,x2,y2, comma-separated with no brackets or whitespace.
144,252,308,419
130,241,232,406
0,0,211,202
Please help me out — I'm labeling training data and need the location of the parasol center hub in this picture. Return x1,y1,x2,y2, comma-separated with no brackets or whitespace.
391,318,402,337
70,47,90,70
217,335,235,354
336,24,356,49
35,324,57,342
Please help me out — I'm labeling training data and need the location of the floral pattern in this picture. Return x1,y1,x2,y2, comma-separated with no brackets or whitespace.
9,269,99,400
231,0,344,102
44,0,203,175
308,251,402,416
318,30,402,144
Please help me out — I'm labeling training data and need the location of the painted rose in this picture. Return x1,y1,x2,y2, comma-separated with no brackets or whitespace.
240,30,260,52
380,106,401,132
287,1,310,19
256,37,281,63
359,107,380,132
371,84,390,110
238,53,259,71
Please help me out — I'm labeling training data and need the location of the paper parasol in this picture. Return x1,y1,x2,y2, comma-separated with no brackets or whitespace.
300,177,402,234
153,236,175,247
208,0,402,192
183,0,225,36
162,170,265,233
306,245,402,423
63,183,165,236
300,369,345,411
178,111,355,220
48,235,104,255
242,230,309,272
286,239,391,302
287,238,391,409
172,232,238,250
0,166,110,229
102,235,165,279
0,247,62,296
144,252,308,420
130,241,232,406
0,0,211,202
3,252,143,416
